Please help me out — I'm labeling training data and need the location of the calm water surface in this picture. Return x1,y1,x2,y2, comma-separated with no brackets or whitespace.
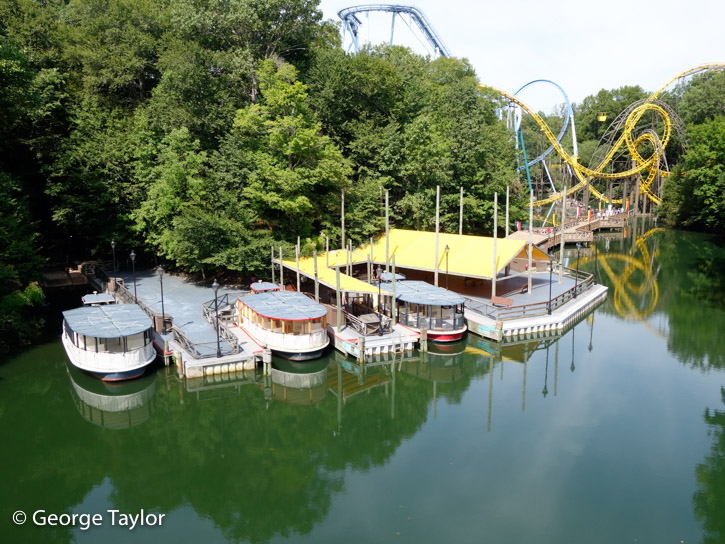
2,221,725,543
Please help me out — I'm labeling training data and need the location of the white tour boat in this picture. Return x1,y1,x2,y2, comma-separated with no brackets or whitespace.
62,297,156,381
237,288,329,361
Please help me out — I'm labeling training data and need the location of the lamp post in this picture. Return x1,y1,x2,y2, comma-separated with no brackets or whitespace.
110,240,116,285
158,265,166,334
594,232,599,284
212,279,221,358
574,242,581,298
444,245,450,290
130,250,137,303
548,250,554,315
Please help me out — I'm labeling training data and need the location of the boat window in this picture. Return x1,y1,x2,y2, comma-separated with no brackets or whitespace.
126,332,147,351
292,320,303,335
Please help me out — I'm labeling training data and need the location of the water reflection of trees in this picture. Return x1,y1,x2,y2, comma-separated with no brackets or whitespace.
577,220,725,370
694,387,725,544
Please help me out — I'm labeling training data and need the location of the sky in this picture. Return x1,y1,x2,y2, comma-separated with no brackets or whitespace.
317,0,725,114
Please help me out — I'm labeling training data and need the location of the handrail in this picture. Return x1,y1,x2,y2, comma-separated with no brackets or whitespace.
202,294,244,355
465,268,594,321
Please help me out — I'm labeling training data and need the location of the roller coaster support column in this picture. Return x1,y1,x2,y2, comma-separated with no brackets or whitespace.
559,179,566,284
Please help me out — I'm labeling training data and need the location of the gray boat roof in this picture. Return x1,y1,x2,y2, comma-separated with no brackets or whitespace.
250,281,281,292
82,293,116,305
239,291,326,321
63,304,153,338
381,280,465,306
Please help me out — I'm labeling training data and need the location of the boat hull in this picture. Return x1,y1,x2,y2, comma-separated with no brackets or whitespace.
275,347,326,361
239,321,330,362
427,330,466,343
90,367,148,382
62,333,156,382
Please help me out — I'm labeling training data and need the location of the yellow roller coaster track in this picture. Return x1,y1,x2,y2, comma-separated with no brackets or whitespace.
480,64,725,208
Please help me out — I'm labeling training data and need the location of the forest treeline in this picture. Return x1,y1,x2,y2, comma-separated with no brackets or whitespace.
1,0,723,354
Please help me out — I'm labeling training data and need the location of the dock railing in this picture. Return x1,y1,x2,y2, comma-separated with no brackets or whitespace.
464,267,594,322
201,293,245,357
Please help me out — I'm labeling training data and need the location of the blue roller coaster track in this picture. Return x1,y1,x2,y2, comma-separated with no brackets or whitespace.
338,4,450,58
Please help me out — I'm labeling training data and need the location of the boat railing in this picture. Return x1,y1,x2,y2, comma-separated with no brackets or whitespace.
397,311,466,331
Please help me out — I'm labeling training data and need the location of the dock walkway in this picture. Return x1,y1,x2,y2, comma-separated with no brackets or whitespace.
113,270,259,378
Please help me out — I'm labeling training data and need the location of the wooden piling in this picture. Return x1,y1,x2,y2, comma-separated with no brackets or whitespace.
420,328,428,352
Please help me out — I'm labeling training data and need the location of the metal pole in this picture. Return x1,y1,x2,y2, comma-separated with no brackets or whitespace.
336,266,342,331
385,190,390,272
574,242,581,298
559,179,566,283
313,250,319,302
110,240,116,287
213,279,221,358
326,236,329,267
279,246,283,287
158,265,166,334
295,238,300,292
548,252,553,315
505,185,510,238
445,245,449,290
528,191,533,294
130,250,137,303
434,185,440,287
391,255,397,325
492,192,497,298
459,186,463,235
271,245,275,285
341,189,345,251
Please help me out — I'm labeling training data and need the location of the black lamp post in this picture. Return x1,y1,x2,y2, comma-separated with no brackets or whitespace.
594,232,599,284
548,250,554,315
570,326,576,372
158,265,166,334
574,242,581,298
110,240,116,285
212,279,221,358
542,345,549,398
444,245,450,290
130,250,137,303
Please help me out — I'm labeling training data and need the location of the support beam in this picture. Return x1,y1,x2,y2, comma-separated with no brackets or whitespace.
434,185,440,287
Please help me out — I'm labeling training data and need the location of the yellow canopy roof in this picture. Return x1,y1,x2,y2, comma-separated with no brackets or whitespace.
351,229,548,280
281,253,378,294
280,228,549,288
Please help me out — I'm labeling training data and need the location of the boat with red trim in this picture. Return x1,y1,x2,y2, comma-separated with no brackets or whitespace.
236,288,329,361
378,279,467,343
62,297,156,381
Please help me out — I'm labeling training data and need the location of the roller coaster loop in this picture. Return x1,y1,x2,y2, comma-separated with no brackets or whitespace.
480,64,725,208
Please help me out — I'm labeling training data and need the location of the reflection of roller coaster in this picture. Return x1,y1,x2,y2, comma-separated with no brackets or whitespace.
578,227,663,321
483,64,725,207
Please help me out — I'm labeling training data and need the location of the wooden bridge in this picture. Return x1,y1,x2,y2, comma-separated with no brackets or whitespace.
507,215,628,250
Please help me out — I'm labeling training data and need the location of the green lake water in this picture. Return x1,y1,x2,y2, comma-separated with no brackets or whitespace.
2,220,725,543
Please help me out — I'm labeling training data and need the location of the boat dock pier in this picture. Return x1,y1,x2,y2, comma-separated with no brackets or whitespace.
507,216,627,250
86,266,261,378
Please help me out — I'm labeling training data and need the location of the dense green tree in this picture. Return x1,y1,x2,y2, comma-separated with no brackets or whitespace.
0,173,45,355
677,70,725,126
661,116,725,231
